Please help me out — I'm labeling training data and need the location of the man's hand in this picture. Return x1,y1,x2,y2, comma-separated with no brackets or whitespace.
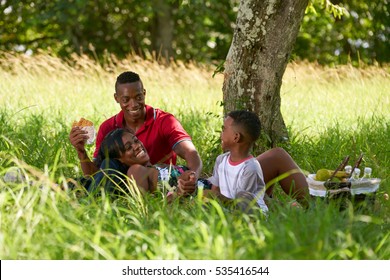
177,171,197,196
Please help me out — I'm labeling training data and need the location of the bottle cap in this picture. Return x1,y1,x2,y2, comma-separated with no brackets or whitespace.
364,167,372,173
344,165,352,173
353,168,361,174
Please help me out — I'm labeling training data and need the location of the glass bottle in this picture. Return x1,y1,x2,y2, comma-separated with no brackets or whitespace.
361,167,372,180
351,168,361,180
344,165,352,175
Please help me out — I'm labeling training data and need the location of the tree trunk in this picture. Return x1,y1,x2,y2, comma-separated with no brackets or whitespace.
151,0,174,61
223,0,309,148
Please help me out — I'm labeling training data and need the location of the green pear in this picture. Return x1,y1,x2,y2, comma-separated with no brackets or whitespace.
315,169,348,181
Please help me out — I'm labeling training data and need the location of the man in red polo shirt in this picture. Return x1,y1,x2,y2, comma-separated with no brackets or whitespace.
69,71,201,195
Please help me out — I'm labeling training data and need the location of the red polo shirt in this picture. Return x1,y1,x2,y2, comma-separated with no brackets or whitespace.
93,105,191,165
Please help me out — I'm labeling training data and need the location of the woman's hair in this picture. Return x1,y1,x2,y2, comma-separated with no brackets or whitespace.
95,128,133,167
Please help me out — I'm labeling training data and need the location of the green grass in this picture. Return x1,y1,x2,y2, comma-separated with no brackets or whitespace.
0,52,389,259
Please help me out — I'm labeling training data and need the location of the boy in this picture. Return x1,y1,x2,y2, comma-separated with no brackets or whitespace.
205,110,268,213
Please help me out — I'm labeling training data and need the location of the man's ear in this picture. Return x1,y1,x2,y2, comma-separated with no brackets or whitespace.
114,93,119,103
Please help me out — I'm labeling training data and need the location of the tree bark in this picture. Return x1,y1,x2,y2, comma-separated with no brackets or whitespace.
151,0,174,61
223,0,309,148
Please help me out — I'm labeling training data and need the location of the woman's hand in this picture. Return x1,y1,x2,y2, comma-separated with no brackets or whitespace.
69,127,89,154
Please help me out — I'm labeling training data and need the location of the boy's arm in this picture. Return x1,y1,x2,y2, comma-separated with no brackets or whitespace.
234,164,269,212
203,185,233,204
237,162,266,195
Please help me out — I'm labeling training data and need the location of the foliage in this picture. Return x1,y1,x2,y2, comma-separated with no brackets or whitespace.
297,0,390,65
0,0,239,63
0,0,388,65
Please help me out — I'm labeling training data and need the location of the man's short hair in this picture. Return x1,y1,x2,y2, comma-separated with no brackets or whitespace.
115,71,141,92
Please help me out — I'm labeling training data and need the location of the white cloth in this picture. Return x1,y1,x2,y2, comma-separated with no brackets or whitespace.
208,152,268,213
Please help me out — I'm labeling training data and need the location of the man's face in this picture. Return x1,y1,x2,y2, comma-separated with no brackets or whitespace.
114,81,146,120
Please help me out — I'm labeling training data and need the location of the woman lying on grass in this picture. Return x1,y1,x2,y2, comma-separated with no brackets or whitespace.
88,128,207,200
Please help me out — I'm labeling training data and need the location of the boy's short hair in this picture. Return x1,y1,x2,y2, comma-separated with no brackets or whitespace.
115,71,141,92
227,110,261,142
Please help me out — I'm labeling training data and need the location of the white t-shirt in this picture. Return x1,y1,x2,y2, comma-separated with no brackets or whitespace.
208,152,268,213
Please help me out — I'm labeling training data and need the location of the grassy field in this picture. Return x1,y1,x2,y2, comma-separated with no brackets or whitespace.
0,51,389,260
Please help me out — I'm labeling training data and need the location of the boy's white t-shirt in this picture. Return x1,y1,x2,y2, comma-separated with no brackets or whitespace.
208,152,268,213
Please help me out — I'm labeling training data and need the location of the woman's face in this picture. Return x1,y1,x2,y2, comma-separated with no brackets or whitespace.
118,132,150,166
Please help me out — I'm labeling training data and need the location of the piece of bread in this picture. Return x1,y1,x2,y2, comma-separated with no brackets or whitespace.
72,117,93,127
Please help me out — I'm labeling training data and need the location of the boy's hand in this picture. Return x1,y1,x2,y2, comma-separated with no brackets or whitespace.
202,189,219,198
